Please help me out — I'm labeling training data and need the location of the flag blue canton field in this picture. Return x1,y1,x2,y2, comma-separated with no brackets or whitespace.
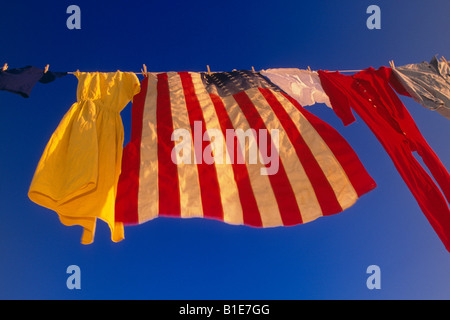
0,0,449,299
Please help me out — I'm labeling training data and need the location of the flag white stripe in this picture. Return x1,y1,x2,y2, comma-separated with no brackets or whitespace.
169,72,204,218
138,74,159,223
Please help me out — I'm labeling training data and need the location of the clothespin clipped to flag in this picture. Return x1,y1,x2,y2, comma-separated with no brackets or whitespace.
251,66,255,72
2,63,7,71
389,60,395,69
307,66,312,72
207,65,212,75
141,64,148,77
44,64,49,73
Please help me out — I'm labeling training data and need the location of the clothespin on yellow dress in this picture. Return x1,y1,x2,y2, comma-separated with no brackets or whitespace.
141,64,148,77
44,64,49,73
207,65,211,75
2,63,8,71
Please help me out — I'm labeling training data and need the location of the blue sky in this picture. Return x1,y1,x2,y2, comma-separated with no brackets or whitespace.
0,0,449,299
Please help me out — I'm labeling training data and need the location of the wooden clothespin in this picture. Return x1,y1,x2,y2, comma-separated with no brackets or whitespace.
141,64,148,77
207,65,211,75
2,63,8,71
44,64,49,73
441,56,448,65
307,66,312,72
251,66,255,72
389,60,395,69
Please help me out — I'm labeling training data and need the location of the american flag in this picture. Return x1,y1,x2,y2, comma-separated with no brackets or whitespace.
115,70,376,227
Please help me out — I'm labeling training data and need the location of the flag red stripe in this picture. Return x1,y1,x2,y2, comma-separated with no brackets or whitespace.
233,91,303,226
157,73,181,216
280,92,376,197
258,88,343,215
179,72,224,220
209,93,263,227
115,77,148,224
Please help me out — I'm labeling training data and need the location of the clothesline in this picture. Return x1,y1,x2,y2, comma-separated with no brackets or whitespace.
66,57,448,74
6,56,449,76
66,63,366,75
66,68,364,75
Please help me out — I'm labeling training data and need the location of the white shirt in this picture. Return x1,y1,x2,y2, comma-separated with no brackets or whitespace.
260,68,332,108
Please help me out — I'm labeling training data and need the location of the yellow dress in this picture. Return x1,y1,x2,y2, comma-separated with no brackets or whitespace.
28,71,140,244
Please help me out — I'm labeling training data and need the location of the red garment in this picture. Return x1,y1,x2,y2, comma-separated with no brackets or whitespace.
318,67,450,252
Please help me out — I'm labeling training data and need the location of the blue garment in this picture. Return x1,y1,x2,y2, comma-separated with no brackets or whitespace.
0,66,67,98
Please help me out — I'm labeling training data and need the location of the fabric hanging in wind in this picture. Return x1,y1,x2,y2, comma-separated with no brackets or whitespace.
28,71,140,244
318,67,450,252
0,65,67,98
260,68,332,108
391,56,450,120
115,70,376,228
